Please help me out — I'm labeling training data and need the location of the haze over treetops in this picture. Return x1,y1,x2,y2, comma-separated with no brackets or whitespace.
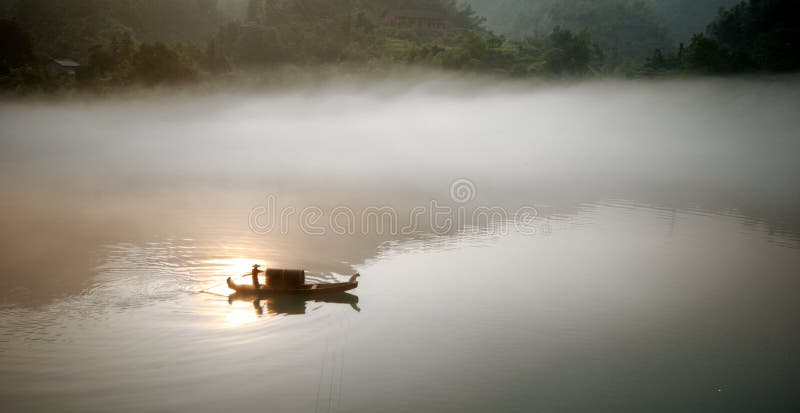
0,0,797,92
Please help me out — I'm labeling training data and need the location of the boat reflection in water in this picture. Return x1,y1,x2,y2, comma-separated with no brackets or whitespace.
228,292,361,316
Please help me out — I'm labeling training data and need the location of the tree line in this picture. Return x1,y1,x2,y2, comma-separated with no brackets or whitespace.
0,0,797,93
642,0,799,74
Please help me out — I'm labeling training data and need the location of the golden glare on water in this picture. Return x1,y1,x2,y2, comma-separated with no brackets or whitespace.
195,257,266,299
205,257,266,277
223,300,265,328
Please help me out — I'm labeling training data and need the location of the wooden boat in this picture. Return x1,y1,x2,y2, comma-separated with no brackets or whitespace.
227,273,360,296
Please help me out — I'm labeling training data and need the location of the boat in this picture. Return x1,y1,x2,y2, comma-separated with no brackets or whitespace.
226,273,360,296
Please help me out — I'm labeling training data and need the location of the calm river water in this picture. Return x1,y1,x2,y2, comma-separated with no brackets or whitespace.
1,78,799,412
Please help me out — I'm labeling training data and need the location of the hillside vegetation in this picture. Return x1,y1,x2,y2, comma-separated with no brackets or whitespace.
0,0,797,93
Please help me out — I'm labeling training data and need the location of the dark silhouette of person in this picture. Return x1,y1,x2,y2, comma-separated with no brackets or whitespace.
251,264,264,288
252,299,264,316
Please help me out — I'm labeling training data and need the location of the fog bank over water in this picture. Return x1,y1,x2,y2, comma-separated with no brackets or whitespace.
3,76,799,204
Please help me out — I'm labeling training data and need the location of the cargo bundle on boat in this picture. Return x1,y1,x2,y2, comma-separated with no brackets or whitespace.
264,268,305,288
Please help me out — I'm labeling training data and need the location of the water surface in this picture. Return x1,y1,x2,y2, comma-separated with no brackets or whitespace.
1,78,799,412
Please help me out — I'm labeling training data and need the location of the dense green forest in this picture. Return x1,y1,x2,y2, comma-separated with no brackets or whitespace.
464,0,740,65
465,0,739,43
0,0,797,93
642,0,800,74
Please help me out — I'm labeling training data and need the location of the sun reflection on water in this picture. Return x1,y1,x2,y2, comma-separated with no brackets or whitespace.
222,298,265,328
204,257,267,278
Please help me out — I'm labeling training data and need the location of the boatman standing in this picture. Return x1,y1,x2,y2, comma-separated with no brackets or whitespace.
251,264,264,288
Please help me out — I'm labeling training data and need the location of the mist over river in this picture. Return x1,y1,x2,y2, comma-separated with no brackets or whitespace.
1,77,799,412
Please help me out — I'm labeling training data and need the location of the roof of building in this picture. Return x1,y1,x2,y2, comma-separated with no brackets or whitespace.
53,59,81,68
386,9,446,20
